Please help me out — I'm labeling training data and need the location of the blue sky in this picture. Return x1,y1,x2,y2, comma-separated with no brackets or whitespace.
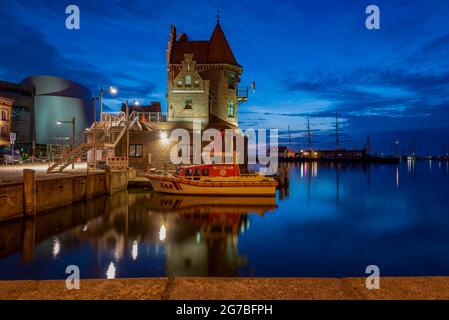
1,0,449,154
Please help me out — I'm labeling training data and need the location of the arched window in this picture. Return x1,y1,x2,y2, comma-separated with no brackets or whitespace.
185,76,192,86
228,101,235,118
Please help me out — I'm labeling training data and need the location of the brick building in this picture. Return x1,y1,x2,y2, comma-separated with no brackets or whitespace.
166,21,247,127
125,21,248,170
88,20,248,171
0,97,14,146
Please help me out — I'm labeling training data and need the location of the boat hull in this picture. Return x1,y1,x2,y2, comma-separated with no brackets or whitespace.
146,175,277,197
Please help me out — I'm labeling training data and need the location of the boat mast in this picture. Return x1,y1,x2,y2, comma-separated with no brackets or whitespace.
335,112,340,149
307,115,312,151
288,125,292,149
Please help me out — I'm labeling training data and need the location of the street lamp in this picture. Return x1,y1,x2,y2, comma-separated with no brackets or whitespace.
97,86,118,121
57,117,76,169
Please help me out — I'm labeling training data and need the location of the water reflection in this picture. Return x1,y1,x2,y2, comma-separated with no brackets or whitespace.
1,161,449,279
0,191,277,279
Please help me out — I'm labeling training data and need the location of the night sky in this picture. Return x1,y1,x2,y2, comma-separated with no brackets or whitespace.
1,0,449,154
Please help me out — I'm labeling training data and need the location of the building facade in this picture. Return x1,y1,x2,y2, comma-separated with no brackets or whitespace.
0,97,13,146
166,21,247,128
0,81,35,148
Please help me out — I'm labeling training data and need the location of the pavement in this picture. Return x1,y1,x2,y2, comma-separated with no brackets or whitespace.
1,277,449,300
0,162,101,184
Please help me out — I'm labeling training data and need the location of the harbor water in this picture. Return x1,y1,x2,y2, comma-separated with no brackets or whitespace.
1,160,449,279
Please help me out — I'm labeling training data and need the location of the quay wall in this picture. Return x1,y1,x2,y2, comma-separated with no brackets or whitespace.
0,183,24,221
0,169,130,223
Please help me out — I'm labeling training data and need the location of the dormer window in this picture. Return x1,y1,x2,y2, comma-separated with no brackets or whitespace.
185,76,192,87
177,80,183,87
194,80,200,87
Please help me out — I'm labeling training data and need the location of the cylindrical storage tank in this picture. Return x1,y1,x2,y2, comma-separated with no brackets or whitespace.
21,76,92,145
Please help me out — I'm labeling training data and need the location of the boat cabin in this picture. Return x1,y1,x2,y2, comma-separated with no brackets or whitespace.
175,164,241,179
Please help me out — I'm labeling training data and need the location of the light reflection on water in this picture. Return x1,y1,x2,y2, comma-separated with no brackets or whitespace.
0,161,449,279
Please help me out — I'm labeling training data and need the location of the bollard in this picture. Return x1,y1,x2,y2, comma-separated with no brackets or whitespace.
23,169,36,216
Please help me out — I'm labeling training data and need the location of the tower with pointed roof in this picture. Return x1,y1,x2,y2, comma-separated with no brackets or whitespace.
166,19,247,128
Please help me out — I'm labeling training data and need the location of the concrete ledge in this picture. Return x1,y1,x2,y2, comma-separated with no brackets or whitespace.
1,277,449,300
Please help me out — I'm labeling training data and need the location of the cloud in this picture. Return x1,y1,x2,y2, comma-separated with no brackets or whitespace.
0,4,157,101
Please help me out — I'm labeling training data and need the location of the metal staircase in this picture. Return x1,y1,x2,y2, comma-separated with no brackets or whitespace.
47,112,136,173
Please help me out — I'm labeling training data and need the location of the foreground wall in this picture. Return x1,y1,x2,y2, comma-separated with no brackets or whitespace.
0,169,130,222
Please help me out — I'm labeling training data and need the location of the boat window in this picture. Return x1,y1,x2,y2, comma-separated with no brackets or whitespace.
202,169,209,176
185,169,192,176
194,169,201,176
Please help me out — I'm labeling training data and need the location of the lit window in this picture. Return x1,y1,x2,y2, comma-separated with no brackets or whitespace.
228,101,235,118
177,80,183,87
228,73,235,89
129,144,143,158
185,99,193,109
185,76,192,86
194,80,200,87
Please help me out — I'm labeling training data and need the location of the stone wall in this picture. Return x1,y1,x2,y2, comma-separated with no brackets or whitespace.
0,183,23,221
0,169,129,222
201,67,239,127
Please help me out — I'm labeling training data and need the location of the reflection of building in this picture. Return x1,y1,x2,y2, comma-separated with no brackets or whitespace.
0,81,35,148
0,190,277,278
0,97,13,146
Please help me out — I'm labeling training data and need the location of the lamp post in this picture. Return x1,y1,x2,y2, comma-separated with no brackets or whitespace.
99,86,118,120
126,100,130,169
57,117,76,169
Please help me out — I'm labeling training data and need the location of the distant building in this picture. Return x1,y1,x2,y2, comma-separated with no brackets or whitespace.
21,76,92,146
0,81,35,148
166,21,248,128
1,77,93,155
0,97,13,146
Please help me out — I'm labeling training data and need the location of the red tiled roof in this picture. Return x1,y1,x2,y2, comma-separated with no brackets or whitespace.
171,41,210,64
208,23,238,65
170,23,239,66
